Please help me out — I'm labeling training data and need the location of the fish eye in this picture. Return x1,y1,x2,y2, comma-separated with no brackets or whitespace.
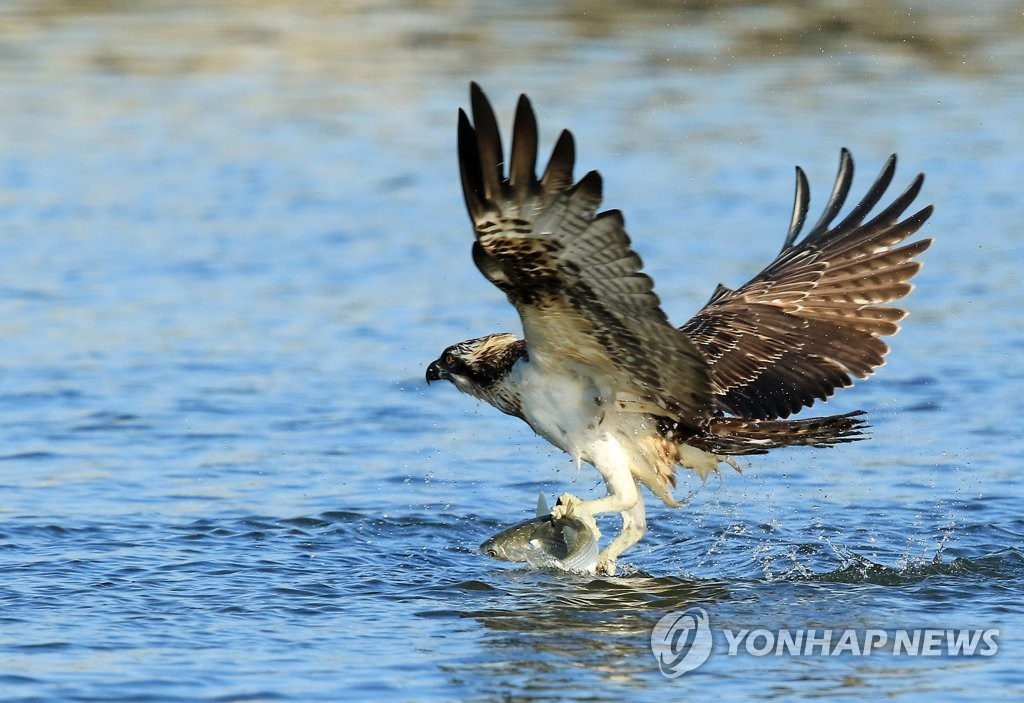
443,352,456,366
486,548,497,557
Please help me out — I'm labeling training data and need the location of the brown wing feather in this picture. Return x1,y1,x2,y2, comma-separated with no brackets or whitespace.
459,83,712,430
680,149,933,419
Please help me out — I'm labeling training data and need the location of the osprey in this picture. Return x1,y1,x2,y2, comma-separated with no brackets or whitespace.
426,83,932,575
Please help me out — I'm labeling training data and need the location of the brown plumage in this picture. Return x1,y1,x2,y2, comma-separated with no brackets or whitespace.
427,83,932,573
680,149,932,419
459,87,712,434
691,412,868,455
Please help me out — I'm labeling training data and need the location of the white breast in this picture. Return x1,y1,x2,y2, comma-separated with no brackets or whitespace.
511,358,606,462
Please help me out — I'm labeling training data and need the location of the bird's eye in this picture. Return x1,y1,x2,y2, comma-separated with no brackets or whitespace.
443,352,456,366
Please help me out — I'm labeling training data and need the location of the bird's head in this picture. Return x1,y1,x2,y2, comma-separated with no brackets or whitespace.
425,333,526,399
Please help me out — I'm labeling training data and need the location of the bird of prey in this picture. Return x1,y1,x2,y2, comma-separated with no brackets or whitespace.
426,83,932,575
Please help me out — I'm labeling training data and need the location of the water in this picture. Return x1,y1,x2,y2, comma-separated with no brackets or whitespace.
1,2,1022,701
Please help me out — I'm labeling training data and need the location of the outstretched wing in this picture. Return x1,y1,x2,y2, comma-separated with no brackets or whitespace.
459,83,711,430
680,149,933,420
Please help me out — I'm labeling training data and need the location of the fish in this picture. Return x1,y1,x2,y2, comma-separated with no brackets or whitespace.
480,494,600,574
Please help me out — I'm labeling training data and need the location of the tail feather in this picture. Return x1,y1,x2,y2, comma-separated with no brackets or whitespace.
691,411,868,455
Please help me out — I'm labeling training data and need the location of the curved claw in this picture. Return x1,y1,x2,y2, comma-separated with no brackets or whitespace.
552,493,601,540
551,492,582,520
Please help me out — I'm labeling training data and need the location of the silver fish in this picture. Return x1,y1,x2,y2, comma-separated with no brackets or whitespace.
480,495,600,574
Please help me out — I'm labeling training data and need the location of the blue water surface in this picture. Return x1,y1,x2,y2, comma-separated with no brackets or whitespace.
1,2,1022,701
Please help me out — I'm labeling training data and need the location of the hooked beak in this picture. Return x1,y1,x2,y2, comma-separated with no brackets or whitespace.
425,359,446,384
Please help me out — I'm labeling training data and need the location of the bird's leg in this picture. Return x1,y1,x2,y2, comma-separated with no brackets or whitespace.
551,451,642,574
596,489,647,576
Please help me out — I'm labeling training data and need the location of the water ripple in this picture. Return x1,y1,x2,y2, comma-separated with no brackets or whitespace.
1,2,1022,701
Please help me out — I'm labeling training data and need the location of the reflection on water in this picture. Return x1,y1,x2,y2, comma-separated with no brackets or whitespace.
0,1,1022,702
455,576,727,693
